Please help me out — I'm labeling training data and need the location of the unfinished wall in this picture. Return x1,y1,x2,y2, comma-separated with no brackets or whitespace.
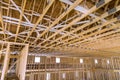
0,41,29,80
25,56,120,80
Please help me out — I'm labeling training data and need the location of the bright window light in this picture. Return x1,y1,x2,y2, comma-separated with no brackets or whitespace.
95,59,98,64
80,58,83,63
107,60,110,64
46,73,50,80
56,57,60,63
62,73,66,79
35,57,40,63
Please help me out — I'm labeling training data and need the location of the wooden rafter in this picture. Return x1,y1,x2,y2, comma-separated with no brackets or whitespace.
23,0,55,43
42,5,120,48
0,3,6,39
37,0,112,46
0,0,120,56
14,0,27,42
31,0,83,44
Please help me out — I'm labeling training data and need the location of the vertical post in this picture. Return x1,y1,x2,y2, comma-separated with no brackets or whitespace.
0,53,1,60
30,73,34,80
1,43,10,80
17,44,29,80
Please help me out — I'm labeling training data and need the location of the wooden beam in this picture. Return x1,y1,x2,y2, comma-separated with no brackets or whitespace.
70,32,120,47
65,17,120,45
80,33,120,49
35,22,120,55
72,22,120,46
23,0,55,43
10,55,19,58
38,0,112,46
0,3,6,39
43,4,120,48
0,40,27,46
14,0,27,42
31,0,83,44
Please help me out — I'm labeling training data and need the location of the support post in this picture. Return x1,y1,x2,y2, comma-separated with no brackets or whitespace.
16,44,29,80
1,43,10,80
